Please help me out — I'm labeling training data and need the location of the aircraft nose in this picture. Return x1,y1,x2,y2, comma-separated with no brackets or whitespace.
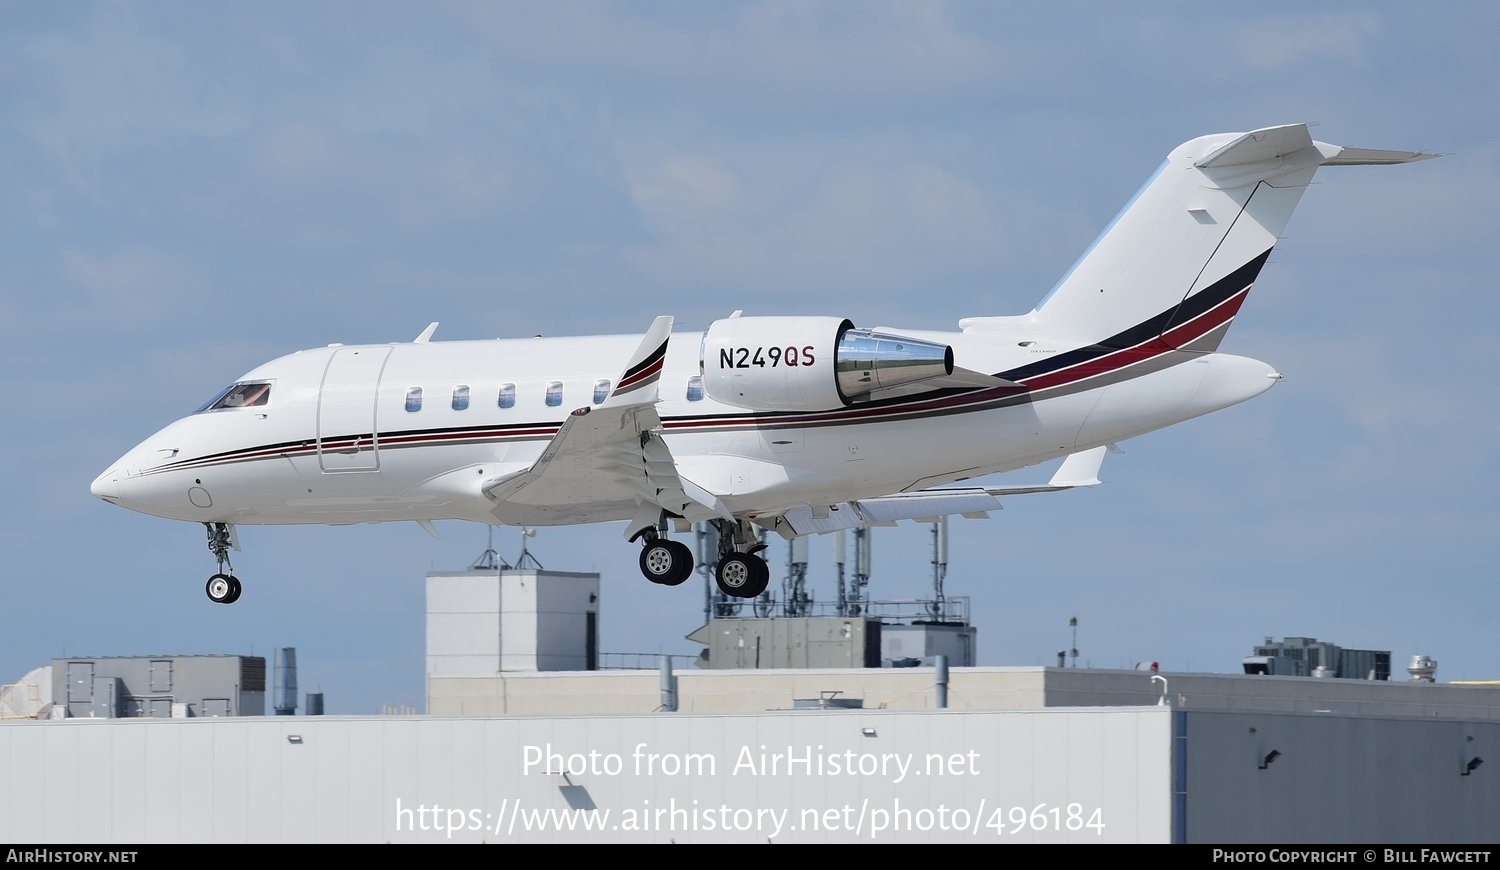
91,467,120,501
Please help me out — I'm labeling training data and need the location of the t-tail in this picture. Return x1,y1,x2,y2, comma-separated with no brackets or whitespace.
1027,123,1435,351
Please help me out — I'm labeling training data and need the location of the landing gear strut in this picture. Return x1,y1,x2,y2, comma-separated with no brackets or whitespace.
711,518,769,599
632,513,695,587
203,522,242,605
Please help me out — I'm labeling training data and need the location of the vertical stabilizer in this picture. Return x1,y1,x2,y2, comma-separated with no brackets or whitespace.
1031,124,1430,352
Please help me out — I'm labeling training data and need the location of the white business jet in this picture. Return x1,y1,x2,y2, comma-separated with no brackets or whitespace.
91,124,1432,604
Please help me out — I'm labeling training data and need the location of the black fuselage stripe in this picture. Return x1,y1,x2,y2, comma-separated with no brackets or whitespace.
149,252,1272,475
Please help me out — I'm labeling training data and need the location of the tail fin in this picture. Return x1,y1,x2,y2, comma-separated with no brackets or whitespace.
1032,124,1434,351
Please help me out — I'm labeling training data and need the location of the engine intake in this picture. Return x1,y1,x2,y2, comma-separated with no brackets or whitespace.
700,315,954,412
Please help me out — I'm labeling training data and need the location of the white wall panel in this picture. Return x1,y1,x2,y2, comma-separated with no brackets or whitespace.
19,704,1464,844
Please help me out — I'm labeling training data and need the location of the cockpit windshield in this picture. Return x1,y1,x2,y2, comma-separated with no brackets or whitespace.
196,381,272,412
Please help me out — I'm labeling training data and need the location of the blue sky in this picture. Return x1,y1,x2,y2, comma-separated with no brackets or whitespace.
3,2,1496,713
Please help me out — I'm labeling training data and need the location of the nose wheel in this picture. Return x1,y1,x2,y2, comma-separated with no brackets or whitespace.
206,573,242,604
204,522,243,605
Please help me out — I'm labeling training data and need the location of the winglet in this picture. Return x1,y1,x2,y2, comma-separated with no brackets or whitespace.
1048,445,1106,488
604,316,673,405
413,322,439,343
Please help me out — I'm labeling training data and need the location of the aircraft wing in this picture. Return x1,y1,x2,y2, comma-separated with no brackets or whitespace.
480,316,731,530
774,446,1106,535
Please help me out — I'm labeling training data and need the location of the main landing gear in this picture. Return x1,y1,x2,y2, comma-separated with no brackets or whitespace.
203,522,242,605
633,517,769,599
638,536,694,587
714,551,769,599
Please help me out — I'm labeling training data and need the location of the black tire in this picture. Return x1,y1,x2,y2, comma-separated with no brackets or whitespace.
716,553,765,598
659,540,694,586
206,573,235,604
742,556,770,598
224,576,242,604
639,541,682,585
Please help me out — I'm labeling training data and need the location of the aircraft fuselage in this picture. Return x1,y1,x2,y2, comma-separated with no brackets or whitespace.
91,327,1276,528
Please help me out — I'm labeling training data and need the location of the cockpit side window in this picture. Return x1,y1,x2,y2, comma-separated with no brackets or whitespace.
197,381,272,412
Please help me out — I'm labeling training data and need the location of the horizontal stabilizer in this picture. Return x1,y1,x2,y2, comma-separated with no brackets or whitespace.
858,490,1004,523
1321,146,1439,166
776,447,1107,535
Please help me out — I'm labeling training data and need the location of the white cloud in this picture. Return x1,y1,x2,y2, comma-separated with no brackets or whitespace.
22,5,249,183
630,156,741,212
1231,13,1380,70
456,1,1006,103
618,134,1075,323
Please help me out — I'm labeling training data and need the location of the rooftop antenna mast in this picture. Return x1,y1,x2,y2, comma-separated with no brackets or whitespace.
782,536,811,618
514,528,544,570
850,527,872,616
929,517,949,620
833,529,848,616
470,526,511,571
700,522,736,619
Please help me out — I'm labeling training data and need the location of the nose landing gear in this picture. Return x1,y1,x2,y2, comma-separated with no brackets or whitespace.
204,522,242,604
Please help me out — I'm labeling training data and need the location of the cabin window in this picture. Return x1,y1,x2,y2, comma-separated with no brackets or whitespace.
545,381,564,407
593,379,611,404
452,385,470,411
497,383,516,409
405,387,423,413
198,381,272,412
686,375,704,402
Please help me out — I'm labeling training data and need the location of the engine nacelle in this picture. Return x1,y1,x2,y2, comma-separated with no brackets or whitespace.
700,315,954,412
